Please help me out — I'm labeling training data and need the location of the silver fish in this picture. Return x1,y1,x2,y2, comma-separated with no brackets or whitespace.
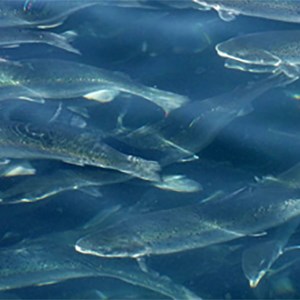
0,0,99,29
75,163,300,258
216,31,300,78
0,29,80,54
241,163,300,287
193,0,300,23
0,120,161,182
0,237,200,300
0,58,189,114
113,73,293,164
0,0,165,29
0,169,201,204
0,169,129,204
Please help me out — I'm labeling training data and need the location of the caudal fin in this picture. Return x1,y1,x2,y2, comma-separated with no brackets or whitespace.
144,87,190,115
126,156,161,182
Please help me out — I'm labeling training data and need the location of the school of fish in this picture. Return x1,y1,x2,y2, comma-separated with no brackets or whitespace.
1,0,300,299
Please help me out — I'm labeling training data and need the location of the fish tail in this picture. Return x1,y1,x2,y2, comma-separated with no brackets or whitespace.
126,155,161,182
143,87,190,115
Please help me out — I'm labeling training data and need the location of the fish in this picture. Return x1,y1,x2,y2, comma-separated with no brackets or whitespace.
0,29,80,54
242,218,300,289
216,31,300,78
113,72,294,164
0,120,161,182
241,163,300,287
0,168,202,204
0,236,200,300
0,0,99,29
0,58,188,114
192,0,300,23
0,0,164,30
75,163,300,258
0,168,128,204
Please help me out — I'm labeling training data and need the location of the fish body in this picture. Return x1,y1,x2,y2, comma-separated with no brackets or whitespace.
216,31,300,78
0,237,200,299
0,233,200,299
0,59,188,114
0,29,79,54
114,73,293,164
193,0,300,23
0,243,96,291
0,168,131,204
0,120,160,181
0,0,172,30
0,170,201,204
76,165,300,258
0,0,99,28
0,158,202,203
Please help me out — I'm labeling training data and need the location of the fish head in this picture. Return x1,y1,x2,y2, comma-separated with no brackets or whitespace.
75,227,149,258
216,39,281,66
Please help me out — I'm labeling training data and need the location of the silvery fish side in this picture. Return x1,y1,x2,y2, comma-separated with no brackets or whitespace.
0,0,174,30
0,243,96,291
0,0,99,28
0,120,161,182
0,169,202,204
75,164,300,258
0,59,189,114
216,31,300,78
113,73,293,164
0,29,80,54
0,239,200,300
193,0,300,23
0,168,131,204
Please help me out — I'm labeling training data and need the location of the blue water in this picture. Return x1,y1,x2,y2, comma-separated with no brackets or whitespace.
1,2,300,299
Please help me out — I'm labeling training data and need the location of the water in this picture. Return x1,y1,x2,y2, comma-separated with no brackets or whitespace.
1,1,300,299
